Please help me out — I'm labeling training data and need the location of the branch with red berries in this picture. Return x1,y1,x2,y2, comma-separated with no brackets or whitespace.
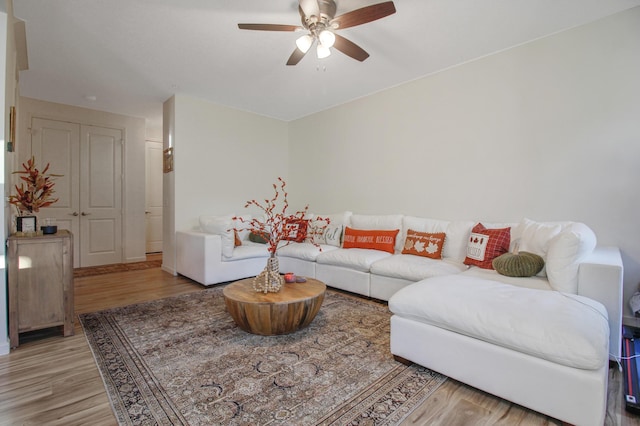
234,177,329,254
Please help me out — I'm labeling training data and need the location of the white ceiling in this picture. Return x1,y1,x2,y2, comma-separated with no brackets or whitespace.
12,0,640,130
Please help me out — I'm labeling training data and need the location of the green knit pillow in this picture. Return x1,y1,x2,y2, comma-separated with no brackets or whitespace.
492,251,545,277
249,231,270,244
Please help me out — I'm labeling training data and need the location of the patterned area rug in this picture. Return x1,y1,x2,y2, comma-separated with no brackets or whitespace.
80,287,446,425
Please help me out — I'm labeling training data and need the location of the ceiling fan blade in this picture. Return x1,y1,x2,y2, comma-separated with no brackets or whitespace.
286,47,308,66
333,34,369,61
331,1,396,29
299,0,320,18
238,23,301,31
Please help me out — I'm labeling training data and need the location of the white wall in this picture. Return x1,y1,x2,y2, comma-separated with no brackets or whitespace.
17,97,147,263
162,94,289,272
289,8,640,319
162,96,176,273
0,10,9,356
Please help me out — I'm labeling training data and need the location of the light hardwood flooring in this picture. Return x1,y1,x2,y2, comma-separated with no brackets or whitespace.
0,261,638,425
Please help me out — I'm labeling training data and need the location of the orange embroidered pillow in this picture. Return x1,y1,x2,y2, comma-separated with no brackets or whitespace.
283,219,308,243
464,223,511,269
342,227,399,254
402,230,446,259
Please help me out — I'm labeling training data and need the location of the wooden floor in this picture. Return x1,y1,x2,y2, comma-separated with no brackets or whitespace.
0,260,638,426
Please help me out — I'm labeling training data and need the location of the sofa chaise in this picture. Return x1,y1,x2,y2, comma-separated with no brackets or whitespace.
175,212,623,425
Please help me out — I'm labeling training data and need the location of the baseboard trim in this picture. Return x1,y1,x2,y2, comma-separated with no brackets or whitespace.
162,264,177,276
0,338,10,356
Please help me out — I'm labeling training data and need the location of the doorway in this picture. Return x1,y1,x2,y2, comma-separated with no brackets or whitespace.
30,117,124,267
145,140,163,253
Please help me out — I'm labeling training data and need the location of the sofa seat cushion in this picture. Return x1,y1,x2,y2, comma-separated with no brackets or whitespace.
225,241,269,261
461,267,552,291
277,242,339,261
370,254,467,282
388,275,609,369
316,248,391,272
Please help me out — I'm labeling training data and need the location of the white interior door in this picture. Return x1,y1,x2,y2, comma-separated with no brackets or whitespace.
30,118,81,265
145,140,163,253
31,119,124,267
79,125,123,267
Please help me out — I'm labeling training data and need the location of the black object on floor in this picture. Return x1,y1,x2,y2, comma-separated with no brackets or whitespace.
622,326,640,413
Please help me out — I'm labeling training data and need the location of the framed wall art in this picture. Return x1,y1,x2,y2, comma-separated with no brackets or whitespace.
163,147,174,173
16,216,36,233
8,106,16,152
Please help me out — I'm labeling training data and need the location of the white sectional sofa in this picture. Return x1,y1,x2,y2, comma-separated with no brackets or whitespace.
175,212,623,425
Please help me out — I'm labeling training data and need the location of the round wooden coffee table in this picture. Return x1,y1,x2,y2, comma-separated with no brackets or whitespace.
223,277,326,336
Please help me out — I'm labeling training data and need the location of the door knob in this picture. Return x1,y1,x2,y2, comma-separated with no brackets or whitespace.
69,212,79,216
81,212,91,216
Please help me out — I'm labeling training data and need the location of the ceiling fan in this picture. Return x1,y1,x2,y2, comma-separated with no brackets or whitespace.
238,0,396,65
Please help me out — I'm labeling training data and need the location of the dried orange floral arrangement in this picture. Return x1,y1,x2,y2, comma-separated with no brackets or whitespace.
9,156,61,215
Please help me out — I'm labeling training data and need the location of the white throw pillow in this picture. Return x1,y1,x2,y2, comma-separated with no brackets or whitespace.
199,215,235,258
546,222,597,294
308,212,351,247
323,224,343,247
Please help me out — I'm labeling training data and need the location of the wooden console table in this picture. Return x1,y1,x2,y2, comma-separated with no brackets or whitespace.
8,230,74,348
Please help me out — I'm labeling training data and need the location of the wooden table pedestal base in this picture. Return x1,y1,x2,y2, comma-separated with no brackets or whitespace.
223,277,326,336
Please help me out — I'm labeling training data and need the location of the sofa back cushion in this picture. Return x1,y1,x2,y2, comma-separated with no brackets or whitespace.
350,214,404,252
511,218,563,277
445,221,476,262
199,214,232,234
402,216,448,235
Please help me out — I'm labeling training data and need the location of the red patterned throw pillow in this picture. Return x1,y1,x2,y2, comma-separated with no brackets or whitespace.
283,219,308,243
464,223,511,269
342,227,399,254
402,230,446,259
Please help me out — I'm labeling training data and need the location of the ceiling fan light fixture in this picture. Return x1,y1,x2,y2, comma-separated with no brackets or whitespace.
295,34,314,53
316,43,331,59
238,0,397,65
318,29,335,48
